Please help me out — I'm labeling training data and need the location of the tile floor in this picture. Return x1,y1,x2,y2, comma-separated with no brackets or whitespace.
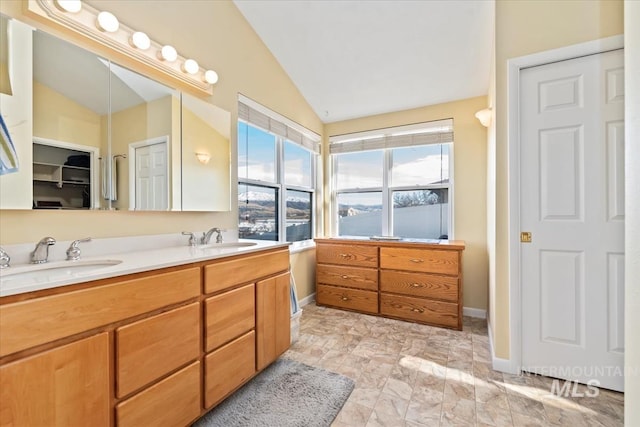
284,303,624,427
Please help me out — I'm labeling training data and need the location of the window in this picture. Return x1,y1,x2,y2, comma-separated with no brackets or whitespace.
331,120,452,239
238,97,320,243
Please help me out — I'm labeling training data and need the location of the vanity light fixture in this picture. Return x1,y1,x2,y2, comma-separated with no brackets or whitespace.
96,11,119,33
29,0,218,95
129,31,151,50
54,0,81,13
475,108,492,128
159,45,178,62
204,70,219,85
195,152,211,164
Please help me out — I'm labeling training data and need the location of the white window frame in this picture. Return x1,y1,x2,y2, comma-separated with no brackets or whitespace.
237,97,320,246
329,121,454,239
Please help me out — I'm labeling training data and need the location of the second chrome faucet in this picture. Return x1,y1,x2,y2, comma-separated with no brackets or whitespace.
182,228,223,246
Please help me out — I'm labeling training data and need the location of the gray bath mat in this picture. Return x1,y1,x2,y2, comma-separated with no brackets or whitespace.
193,357,355,427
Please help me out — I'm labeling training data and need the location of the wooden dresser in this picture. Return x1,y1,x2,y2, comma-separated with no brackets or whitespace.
315,238,465,330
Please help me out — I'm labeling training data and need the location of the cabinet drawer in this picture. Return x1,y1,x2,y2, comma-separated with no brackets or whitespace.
380,294,458,328
116,303,200,398
205,283,255,352
204,249,289,294
316,244,378,268
380,270,458,302
316,284,378,314
317,264,378,291
0,267,200,357
116,361,201,427
205,330,256,409
380,247,459,275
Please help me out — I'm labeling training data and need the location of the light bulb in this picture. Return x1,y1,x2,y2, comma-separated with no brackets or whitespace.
182,59,199,75
158,45,178,62
55,0,82,13
96,11,119,33
204,70,219,85
129,32,151,50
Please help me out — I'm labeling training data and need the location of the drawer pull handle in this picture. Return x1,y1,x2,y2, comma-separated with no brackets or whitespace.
411,283,423,288
412,308,425,313
339,253,351,258
341,275,349,279
341,296,349,301
410,258,424,263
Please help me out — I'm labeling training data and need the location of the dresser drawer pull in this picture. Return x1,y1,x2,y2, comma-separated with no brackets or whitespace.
341,296,349,301
410,258,424,263
412,307,425,313
341,275,349,279
339,253,352,259
411,283,424,288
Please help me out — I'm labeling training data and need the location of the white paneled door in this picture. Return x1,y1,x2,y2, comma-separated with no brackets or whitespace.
134,141,168,210
520,49,624,392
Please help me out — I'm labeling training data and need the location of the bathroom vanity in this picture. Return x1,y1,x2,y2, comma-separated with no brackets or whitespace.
315,237,465,330
0,242,290,426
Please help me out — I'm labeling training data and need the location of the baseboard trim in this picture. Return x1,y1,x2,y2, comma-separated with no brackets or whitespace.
487,318,519,374
298,293,316,307
463,307,487,319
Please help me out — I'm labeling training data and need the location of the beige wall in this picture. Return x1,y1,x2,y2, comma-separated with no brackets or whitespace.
492,0,624,358
290,249,317,302
324,96,488,311
625,0,640,423
33,81,103,148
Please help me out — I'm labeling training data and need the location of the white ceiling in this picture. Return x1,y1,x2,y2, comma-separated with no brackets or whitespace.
233,0,494,123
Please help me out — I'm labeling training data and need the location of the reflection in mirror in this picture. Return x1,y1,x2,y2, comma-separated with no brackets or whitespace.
181,93,230,211
32,29,108,210
109,63,179,211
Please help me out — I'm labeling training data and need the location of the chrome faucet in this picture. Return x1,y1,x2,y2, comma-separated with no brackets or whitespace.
31,237,56,264
66,237,92,261
0,247,10,269
202,227,223,244
181,231,198,247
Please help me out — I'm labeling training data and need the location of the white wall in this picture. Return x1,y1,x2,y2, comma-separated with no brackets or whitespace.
624,1,640,424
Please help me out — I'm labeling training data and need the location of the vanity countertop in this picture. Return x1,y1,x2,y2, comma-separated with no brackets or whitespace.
0,239,290,298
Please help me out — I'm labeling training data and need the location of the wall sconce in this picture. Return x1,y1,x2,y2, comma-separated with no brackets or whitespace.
28,0,218,95
475,108,492,128
195,152,211,164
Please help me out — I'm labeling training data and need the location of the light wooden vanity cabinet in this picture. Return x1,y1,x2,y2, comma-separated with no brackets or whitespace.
315,238,465,330
315,243,379,314
0,333,110,427
0,246,292,426
202,248,290,409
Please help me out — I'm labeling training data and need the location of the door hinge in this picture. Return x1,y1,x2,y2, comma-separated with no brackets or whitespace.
521,232,532,243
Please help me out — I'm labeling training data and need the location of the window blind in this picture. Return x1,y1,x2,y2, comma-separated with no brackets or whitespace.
329,119,453,154
238,96,321,154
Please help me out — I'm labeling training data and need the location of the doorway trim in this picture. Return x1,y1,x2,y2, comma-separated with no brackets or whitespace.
506,35,624,375
127,135,170,210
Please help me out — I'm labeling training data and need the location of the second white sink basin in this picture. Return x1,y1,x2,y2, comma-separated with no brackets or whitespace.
0,259,123,284
197,242,258,249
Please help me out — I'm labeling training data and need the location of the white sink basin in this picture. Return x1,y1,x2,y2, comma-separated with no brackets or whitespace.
197,242,258,249
0,259,122,284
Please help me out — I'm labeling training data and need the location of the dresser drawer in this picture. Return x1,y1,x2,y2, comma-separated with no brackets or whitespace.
316,244,378,268
116,302,200,398
204,249,289,294
316,264,378,291
380,294,458,328
316,284,378,314
116,361,201,427
380,247,459,275
205,283,255,352
380,270,458,302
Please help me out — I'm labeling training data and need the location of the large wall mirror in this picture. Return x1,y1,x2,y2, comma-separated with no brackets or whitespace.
0,16,230,212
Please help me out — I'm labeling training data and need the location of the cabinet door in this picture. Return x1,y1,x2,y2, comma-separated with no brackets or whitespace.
256,272,291,370
0,333,110,427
